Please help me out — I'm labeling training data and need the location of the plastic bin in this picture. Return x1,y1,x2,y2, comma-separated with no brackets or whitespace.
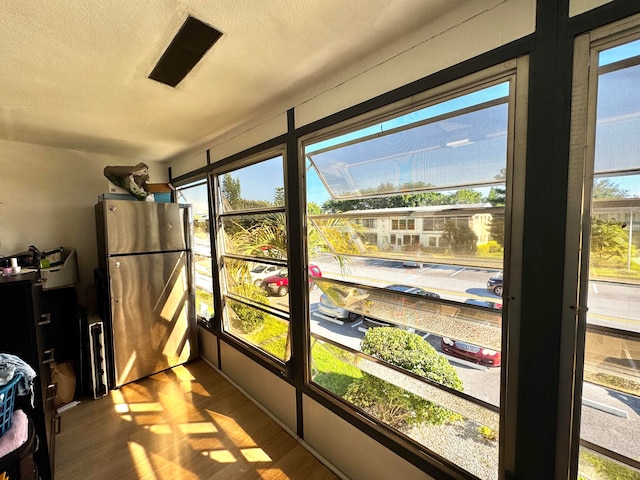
40,247,79,290
0,375,21,437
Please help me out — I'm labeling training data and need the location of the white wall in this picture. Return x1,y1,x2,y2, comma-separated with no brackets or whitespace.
167,0,535,167
0,139,166,303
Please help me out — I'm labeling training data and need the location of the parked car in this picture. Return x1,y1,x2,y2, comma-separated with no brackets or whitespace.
261,264,322,296
249,264,284,286
441,337,501,367
464,298,502,309
361,284,440,329
402,260,422,268
317,293,360,322
487,271,503,297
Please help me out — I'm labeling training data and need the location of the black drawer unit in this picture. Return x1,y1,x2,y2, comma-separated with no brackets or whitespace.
0,272,56,480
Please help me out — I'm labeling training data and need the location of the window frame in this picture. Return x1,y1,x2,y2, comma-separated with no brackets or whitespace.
173,177,214,327
567,19,640,477
211,145,293,373
299,58,529,480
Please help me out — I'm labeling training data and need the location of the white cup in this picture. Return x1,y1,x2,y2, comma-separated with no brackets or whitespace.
10,257,18,268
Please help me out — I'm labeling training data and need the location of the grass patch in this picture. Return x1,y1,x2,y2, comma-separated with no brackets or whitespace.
311,341,362,397
580,450,640,480
243,316,290,360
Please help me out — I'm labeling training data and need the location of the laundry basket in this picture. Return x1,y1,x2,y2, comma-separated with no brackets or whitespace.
0,375,21,437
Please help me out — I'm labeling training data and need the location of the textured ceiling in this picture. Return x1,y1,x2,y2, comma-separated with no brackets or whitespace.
0,1,462,162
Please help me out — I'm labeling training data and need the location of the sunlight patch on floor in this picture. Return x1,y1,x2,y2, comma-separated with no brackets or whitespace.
205,410,259,449
146,424,172,434
241,447,272,462
258,468,287,479
128,441,158,479
129,402,164,412
172,364,196,382
178,421,218,434
203,449,237,463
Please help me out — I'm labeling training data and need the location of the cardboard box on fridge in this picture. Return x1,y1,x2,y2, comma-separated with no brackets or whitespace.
145,183,175,202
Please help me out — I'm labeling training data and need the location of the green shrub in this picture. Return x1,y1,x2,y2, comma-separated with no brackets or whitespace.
229,284,268,334
477,241,503,257
344,327,463,430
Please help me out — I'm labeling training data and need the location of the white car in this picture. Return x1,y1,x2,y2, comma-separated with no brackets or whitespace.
249,264,283,286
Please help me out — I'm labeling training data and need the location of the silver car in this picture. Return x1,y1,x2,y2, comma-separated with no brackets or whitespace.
317,293,358,322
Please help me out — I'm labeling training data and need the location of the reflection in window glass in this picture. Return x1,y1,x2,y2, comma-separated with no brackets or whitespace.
578,41,640,479
176,180,213,322
305,80,512,480
217,153,291,364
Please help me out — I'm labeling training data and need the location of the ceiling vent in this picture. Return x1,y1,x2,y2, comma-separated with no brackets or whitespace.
149,16,222,87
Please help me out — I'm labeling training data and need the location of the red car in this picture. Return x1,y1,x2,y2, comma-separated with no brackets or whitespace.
261,264,322,296
441,337,501,367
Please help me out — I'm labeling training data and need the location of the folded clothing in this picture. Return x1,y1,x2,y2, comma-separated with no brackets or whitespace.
0,354,36,407
0,409,28,458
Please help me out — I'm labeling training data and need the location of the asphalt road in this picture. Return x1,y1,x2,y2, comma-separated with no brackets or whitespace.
313,255,640,332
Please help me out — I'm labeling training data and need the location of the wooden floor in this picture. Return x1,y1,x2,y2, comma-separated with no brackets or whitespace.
55,360,340,480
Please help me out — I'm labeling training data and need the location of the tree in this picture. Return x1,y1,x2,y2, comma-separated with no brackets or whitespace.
486,187,506,206
321,182,482,213
274,186,285,206
488,214,505,246
593,179,629,199
447,189,483,205
443,221,478,253
221,173,242,208
344,328,463,429
307,202,322,215
590,217,629,261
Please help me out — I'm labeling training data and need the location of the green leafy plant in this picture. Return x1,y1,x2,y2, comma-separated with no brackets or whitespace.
228,284,268,334
344,327,463,430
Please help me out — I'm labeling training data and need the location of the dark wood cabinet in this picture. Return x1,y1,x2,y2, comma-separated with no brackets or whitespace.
1,272,56,480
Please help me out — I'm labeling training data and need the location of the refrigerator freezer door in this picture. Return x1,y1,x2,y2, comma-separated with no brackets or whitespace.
101,200,186,254
108,251,197,387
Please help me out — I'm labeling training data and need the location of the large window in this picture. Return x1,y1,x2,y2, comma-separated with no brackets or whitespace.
214,152,292,365
574,35,640,479
303,63,524,480
176,180,213,324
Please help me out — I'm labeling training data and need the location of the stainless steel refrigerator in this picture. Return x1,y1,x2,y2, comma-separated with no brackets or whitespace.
95,199,198,389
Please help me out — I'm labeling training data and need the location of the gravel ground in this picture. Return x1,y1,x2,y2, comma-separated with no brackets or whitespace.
407,420,499,480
